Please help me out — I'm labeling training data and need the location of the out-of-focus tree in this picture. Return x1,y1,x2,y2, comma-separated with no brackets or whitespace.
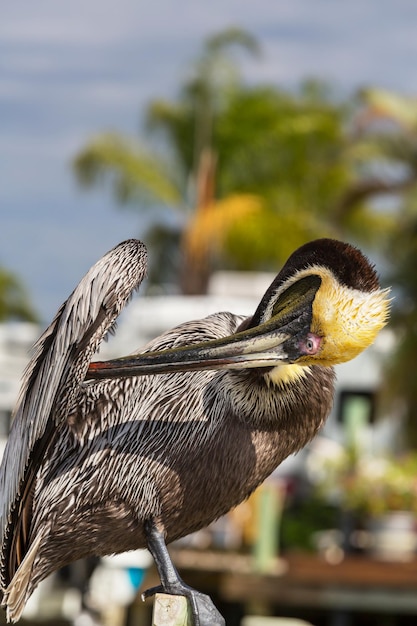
0,268,38,322
358,88,417,445
74,30,411,295
213,82,396,268
385,208,417,445
74,27,261,293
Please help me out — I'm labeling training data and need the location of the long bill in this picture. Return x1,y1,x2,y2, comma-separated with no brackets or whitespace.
86,275,320,380
87,326,290,380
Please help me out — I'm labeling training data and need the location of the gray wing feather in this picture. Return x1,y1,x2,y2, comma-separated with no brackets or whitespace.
0,239,147,570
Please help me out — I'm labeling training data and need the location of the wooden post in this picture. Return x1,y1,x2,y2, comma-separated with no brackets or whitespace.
152,593,192,626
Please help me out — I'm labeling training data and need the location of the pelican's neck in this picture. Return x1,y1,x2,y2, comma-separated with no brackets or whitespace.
221,364,334,433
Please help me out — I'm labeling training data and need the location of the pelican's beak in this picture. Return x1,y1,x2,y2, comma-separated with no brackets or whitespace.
86,275,321,380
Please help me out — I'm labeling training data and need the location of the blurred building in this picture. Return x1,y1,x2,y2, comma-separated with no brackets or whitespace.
0,321,39,453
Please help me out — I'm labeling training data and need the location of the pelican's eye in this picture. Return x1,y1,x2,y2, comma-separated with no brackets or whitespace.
300,332,322,356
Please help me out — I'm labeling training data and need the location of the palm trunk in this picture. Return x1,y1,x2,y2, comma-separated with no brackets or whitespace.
180,148,217,295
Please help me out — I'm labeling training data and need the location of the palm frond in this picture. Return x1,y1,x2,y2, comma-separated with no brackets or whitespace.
74,133,182,207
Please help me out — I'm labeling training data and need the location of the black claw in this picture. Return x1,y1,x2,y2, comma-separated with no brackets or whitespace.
141,584,163,600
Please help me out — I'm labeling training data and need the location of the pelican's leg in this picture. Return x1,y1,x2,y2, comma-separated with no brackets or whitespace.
142,520,225,626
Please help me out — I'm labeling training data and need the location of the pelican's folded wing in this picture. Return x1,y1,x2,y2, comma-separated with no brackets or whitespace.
0,239,147,591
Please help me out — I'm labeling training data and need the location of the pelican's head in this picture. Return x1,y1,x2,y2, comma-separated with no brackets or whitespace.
252,238,390,368
87,239,390,381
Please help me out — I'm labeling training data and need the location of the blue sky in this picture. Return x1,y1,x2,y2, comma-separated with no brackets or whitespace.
2,0,417,323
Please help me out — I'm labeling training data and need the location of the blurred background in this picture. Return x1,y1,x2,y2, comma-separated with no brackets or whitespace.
2,1,417,624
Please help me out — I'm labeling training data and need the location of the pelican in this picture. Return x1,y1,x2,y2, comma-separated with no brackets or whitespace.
0,238,389,624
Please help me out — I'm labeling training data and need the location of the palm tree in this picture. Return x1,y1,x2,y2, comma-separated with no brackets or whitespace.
74,27,261,294
0,268,38,322
74,33,410,296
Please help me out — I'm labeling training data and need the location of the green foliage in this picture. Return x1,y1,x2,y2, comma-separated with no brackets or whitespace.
74,133,182,208
354,89,417,444
145,100,195,178
144,27,261,186
281,497,338,552
0,268,38,322
313,447,417,517
383,200,417,445
224,203,328,270
215,85,348,200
